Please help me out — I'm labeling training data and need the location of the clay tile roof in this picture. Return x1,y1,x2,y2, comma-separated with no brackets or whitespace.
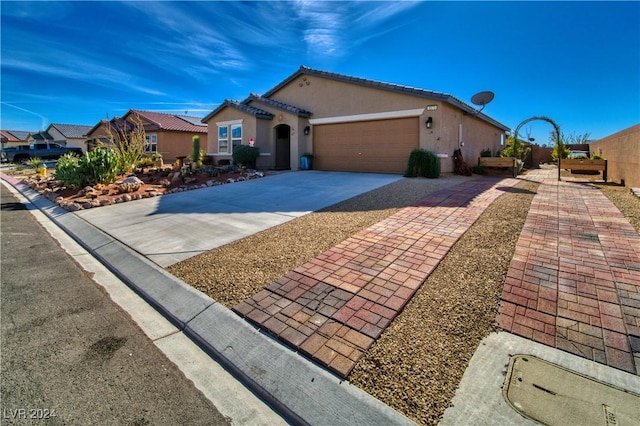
49,123,93,138
129,110,207,133
1,130,26,142
244,94,312,117
2,130,31,141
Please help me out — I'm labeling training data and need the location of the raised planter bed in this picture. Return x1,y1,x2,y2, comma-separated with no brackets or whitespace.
478,157,517,177
559,158,607,181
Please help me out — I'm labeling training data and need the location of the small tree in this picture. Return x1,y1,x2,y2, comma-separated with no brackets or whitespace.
550,131,570,161
190,135,203,166
500,136,531,161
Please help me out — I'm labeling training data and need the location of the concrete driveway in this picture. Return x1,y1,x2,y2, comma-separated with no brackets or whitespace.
75,171,403,267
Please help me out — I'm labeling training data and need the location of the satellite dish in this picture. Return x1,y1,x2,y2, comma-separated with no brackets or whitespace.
471,91,495,114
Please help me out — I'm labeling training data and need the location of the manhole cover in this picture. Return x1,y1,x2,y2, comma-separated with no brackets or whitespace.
503,355,640,425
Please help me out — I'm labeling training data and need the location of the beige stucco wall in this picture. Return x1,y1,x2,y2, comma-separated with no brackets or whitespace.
202,72,506,172
270,74,505,173
154,130,206,163
590,124,640,187
205,108,277,168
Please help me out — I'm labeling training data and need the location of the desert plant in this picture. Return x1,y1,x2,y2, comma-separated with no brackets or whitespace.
590,152,604,160
105,112,146,174
78,148,119,186
501,136,531,162
190,135,203,166
480,148,492,158
232,144,260,168
25,157,44,169
54,153,83,188
136,157,155,168
549,130,575,161
404,149,440,178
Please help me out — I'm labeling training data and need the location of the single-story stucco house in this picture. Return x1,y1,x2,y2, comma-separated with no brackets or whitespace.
202,66,509,174
46,123,94,153
85,109,207,162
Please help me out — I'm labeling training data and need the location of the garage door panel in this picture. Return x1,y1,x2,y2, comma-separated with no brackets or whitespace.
313,117,418,173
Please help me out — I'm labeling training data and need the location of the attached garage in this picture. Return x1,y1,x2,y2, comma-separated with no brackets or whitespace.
313,117,419,174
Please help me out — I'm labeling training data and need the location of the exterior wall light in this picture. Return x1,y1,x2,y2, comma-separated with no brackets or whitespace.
304,126,310,135
425,117,433,129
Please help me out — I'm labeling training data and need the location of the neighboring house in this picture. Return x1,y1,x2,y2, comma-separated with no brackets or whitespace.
26,131,54,145
0,130,31,148
85,110,207,162
46,123,93,153
202,66,509,173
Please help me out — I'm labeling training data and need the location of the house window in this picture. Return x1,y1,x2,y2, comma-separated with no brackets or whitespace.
218,126,229,153
231,124,242,151
145,133,157,153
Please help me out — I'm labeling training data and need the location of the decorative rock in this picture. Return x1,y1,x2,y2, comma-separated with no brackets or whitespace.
82,202,93,209
101,189,110,195
237,176,246,182
100,199,112,206
206,180,215,187
226,178,235,184
121,194,132,202
117,176,143,193
66,203,81,212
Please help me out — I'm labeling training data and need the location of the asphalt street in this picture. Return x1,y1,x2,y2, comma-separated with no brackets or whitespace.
0,184,231,425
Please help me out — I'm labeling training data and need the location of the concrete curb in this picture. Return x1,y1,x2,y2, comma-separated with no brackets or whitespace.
1,175,416,426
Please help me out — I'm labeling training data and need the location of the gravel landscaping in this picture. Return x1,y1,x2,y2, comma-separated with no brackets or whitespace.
169,171,639,425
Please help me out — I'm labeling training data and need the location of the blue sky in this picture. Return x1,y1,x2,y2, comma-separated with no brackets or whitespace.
1,1,638,144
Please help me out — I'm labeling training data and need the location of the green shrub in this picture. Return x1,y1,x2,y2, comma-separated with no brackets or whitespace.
480,148,492,158
136,157,155,168
79,148,119,186
590,153,603,160
472,165,487,175
54,149,118,188
232,144,260,167
404,149,440,179
25,157,44,169
54,153,83,188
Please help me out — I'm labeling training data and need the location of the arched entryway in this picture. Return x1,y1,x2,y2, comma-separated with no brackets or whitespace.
513,116,561,181
274,124,291,170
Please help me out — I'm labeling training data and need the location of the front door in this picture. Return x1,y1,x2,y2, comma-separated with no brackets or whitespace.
275,124,291,170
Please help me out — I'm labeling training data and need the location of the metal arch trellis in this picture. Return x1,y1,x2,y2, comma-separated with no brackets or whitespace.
513,116,562,181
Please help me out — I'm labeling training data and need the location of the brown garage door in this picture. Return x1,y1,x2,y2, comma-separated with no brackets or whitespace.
313,117,419,173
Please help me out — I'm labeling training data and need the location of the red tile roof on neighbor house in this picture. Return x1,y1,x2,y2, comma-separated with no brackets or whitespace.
1,130,31,141
126,110,207,133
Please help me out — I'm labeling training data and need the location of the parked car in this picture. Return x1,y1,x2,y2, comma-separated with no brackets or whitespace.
1,143,82,163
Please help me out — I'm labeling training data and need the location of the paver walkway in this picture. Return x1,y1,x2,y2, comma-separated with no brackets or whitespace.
497,169,640,374
234,177,518,377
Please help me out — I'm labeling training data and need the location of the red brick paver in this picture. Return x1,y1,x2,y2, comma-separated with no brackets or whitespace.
234,177,518,377
498,169,640,374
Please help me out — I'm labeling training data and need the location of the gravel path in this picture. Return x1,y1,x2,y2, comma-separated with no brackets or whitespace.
169,172,639,425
